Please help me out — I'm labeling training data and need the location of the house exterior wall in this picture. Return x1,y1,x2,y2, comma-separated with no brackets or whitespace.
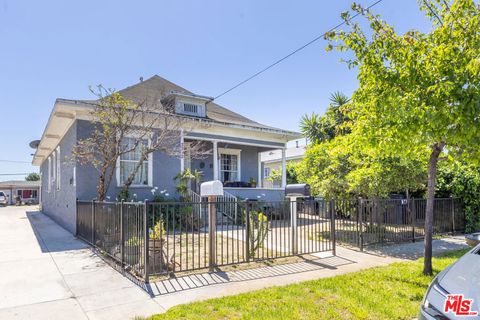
189,141,270,185
39,119,288,233
40,121,78,233
75,120,180,202
224,187,285,201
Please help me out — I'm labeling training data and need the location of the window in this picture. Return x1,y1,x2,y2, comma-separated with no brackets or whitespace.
56,147,61,190
264,167,271,178
47,157,52,192
183,103,199,114
17,189,38,199
218,148,241,182
118,137,151,186
51,152,56,191
72,167,76,186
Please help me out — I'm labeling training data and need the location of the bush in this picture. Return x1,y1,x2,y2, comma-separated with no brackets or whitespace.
436,162,480,233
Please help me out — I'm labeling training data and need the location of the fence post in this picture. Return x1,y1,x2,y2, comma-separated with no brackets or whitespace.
289,198,298,255
411,198,416,243
330,200,336,256
75,198,78,237
451,197,455,235
143,201,149,282
91,200,95,246
245,204,250,263
120,201,124,267
358,199,364,252
208,196,216,272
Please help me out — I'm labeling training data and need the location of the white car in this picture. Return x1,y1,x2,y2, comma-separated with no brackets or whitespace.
0,192,7,206
420,244,480,319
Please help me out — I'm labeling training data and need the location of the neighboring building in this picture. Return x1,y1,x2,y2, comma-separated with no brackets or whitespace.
0,180,41,205
260,141,306,188
32,75,301,233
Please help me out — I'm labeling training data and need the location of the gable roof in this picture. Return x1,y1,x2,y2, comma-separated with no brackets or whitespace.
66,75,298,134
33,75,302,166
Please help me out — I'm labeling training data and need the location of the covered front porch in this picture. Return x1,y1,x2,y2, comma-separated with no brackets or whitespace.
181,133,288,200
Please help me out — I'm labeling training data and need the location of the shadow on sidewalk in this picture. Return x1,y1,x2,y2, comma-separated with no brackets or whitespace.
26,210,90,253
145,255,355,297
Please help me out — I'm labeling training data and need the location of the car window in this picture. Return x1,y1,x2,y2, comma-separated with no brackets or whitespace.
0,192,4,197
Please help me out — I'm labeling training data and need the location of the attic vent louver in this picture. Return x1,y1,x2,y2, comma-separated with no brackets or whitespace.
183,103,199,114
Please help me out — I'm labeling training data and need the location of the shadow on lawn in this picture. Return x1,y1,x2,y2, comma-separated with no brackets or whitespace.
364,237,468,260
145,254,355,297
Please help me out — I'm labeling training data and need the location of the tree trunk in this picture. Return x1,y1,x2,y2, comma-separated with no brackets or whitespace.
423,141,445,275
97,172,106,201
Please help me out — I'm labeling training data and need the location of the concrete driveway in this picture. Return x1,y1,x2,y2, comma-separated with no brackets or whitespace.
0,206,164,320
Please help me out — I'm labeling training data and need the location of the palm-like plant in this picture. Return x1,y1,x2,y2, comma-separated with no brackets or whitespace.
300,91,350,144
174,169,203,200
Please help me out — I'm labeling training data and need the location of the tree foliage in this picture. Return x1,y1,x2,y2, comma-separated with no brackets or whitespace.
267,162,299,185
25,172,40,181
297,134,427,199
300,91,350,144
436,161,480,233
325,0,480,274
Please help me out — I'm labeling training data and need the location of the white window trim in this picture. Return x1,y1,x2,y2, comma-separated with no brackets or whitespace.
264,167,271,178
47,157,51,193
116,138,153,188
218,148,242,182
73,166,76,187
56,147,61,191
51,152,56,191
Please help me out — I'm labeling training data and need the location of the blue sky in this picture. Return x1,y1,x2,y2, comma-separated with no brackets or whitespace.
0,0,432,180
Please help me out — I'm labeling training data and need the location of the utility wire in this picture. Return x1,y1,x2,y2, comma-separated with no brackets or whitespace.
0,173,30,176
213,0,386,100
0,159,31,164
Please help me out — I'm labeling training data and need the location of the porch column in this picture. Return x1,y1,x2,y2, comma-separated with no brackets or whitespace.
180,129,185,172
281,146,287,188
213,141,219,180
257,152,262,188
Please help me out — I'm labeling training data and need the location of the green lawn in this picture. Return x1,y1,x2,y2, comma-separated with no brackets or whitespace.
147,249,468,320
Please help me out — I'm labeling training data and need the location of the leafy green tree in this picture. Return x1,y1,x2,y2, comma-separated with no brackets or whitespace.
25,173,40,181
297,134,426,198
326,0,480,274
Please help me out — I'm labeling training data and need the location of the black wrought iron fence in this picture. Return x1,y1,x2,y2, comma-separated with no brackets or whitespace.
147,200,333,277
76,201,147,279
76,197,463,282
333,198,464,248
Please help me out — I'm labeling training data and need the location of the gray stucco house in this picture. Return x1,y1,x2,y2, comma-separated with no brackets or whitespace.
32,75,301,233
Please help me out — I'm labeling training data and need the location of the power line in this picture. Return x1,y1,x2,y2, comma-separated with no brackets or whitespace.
0,159,31,164
213,0,386,100
0,173,30,176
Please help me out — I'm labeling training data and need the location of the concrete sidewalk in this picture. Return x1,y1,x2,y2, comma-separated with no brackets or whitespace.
0,206,163,320
0,206,469,319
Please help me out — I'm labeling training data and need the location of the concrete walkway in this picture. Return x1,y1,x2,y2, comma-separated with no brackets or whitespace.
0,206,163,320
0,206,469,319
